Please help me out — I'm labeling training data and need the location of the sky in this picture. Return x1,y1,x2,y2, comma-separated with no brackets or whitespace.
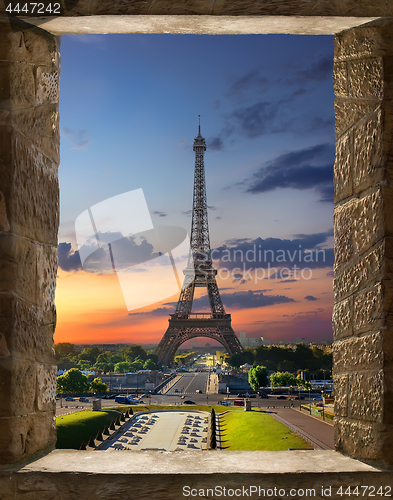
55,33,335,347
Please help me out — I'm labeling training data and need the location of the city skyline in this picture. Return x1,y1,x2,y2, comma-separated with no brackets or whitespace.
55,33,335,346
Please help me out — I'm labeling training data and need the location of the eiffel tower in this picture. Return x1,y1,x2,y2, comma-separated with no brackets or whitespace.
156,118,243,366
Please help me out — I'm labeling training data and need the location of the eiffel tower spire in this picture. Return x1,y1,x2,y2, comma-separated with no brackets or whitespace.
155,119,243,366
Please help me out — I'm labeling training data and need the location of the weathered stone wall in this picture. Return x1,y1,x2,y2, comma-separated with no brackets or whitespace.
0,18,60,464
0,0,392,17
333,18,393,467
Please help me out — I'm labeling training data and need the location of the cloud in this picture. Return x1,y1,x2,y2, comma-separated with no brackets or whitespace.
58,242,82,272
61,127,89,150
305,295,318,301
207,137,224,151
153,211,167,217
164,289,295,311
129,306,173,317
212,231,334,271
228,70,268,96
231,102,278,138
221,290,295,309
296,56,333,83
245,143,334,203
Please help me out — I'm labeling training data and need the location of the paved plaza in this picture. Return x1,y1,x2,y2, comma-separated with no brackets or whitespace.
98,411,209,451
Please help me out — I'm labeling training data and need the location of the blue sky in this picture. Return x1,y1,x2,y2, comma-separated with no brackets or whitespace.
56,33,336,345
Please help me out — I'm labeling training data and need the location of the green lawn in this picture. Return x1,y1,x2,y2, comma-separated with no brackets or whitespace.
56,409,122,449
219,411,313,450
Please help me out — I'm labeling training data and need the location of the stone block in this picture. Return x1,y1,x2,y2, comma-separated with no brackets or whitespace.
334,132,352,202
348,370,383,422
353,282,393,333
333,61,348,97
353,107,384,194
333,199,356,270
0,411,56,465
340,0,393,17
334,19,393,62
334,97,379,139
333,373,348,417
36,244,58,318
0,61,35,109
348,58,383,99
35,66,59,105
0,357,37,417
332,297,352,339
0,22,59,66
9,105,60,164
0,126,59,245
36,363,57,412
333,332,384,374
0,233,38,305
334,238,393,301
334,187,392,272
335,417,393,463
0,294,56,364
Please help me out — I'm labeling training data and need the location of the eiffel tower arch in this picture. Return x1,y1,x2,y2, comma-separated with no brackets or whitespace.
156,118,243,366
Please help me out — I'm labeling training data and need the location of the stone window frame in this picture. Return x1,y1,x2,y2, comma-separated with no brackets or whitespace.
0,9,392,492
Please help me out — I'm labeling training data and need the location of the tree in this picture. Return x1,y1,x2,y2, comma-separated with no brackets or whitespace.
143,359,156,370
270,371,296,389
57,368,90,393
248,365,268,391
114,361,131,373
55,343,76,360
90,377,108,393
78,347,102,365
124,345,147,363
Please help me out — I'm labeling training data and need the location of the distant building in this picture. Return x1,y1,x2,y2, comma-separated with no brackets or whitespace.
239,332,270,348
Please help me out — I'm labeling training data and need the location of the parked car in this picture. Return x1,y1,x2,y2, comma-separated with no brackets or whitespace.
115,395,134,404
276,395,287,400
219,401,231,406
79,397,89,402
102,394,116,399
64,397,75,401
233,399,245,406
196,389,202,394
174,388,179,393
249,394,256,398
183,400,196,404
259,394,269,399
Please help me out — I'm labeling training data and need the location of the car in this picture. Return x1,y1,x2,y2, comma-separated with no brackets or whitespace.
276,395,287,400
64,397,75,401
174,388,179,393
115,395,135,404
249,394,256,398
79,397,89,402
180,395,185,399
313,397,323,401
219,401,231,406
102,394,116,399
233,399,245,406
196,389,202,394
259,394,269,399
183,400,196,404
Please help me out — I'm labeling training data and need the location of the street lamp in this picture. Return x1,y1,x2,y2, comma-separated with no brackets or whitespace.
308,387,311,415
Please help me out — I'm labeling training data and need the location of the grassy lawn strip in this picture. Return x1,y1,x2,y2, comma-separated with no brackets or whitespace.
56,409,121,449
220,411,313,451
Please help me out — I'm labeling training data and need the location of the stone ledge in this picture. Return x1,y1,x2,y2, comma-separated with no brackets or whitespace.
17,15,378,36
15,449,382,474
0,450,391,500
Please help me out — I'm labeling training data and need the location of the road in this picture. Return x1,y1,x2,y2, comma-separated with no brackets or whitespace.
162,372,209,395
55,372,334,450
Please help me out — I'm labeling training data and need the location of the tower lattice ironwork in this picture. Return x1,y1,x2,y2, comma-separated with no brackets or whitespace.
156,118,243,366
